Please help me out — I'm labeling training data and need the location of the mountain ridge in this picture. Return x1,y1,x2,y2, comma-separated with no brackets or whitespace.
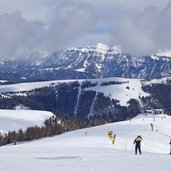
1,43,171,82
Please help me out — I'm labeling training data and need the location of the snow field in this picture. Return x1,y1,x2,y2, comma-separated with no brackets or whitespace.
0,109,54,133
0,112,171,170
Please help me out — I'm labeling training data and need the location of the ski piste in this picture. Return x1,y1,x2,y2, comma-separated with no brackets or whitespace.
0,113,171,170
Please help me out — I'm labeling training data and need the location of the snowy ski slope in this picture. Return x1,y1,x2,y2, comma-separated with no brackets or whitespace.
0,113,171,171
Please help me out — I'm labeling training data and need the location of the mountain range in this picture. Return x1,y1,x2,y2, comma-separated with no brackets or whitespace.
1,44,171,121
1,43,171,82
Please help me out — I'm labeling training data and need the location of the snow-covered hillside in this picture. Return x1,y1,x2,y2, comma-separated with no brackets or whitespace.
0,109,54,133
0,114,171,171
0,77,149,106
0,80,73,93
85,77,148,106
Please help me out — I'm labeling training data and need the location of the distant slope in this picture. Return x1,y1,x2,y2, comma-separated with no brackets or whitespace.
0,109,54,133
1,77,171,121
0,80,73,93
0,77,148,106
85,77,148,106
0,77,149,121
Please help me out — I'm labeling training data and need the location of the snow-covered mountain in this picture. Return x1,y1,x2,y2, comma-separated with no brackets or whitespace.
1,43,171,82
1,76,171,122
0,77,149,121
0,77,148,106
0,113,171,171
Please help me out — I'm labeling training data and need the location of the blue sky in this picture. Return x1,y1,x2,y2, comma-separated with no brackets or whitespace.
0,0,170,59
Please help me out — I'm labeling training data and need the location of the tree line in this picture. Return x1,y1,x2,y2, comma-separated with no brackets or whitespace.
0,116,108,146
142,82,171,113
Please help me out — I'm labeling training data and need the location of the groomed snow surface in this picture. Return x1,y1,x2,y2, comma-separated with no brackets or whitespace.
0,113,171,171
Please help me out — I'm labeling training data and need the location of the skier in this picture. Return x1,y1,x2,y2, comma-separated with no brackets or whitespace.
134,135,142,155
169,139,171,155
150,123,154,131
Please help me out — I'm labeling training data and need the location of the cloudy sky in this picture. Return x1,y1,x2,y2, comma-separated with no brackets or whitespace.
0,0,170,59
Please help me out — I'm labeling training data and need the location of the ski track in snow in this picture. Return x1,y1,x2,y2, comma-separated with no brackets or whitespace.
74,83,82,117
88,91,98,118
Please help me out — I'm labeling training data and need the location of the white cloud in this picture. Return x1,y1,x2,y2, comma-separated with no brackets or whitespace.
0,12,43,58
0,0,170,59
0,0,96,59
109,0,171,56
42,1,96,51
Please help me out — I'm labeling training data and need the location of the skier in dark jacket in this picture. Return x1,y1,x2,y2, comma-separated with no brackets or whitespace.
134,135,142,154
169,139,171,155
